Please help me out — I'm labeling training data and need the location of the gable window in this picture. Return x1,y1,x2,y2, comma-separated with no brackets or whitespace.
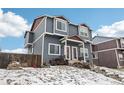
79,26,89,37
48,43,61,55
56,19,67,32
80,48,89,58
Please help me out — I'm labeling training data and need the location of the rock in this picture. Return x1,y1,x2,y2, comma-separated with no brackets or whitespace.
118,75,124,78
7,61,22,70
71,62,93,69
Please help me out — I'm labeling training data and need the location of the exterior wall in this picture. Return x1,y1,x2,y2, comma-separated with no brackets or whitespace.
25,32,29,45
33,36,43,55
96,50,118,68
43,35,62,64
24,32,34,46
85,43,92,62
93,59,99,65
31,17,43,31
33,18,45,40
117,50,124,67
46,17,53,33
68,24,78,36
95,40,117,51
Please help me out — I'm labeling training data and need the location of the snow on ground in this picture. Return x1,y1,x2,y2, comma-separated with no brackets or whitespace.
0,66,123,85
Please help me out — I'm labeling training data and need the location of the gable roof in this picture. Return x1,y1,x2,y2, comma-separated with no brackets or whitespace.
30,15,92,32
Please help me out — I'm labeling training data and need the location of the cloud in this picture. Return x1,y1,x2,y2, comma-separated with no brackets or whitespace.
0,9,30,38
95,20,124,37
1,48,27,53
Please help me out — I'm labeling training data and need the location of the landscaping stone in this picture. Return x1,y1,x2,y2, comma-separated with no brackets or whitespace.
7,61,22,70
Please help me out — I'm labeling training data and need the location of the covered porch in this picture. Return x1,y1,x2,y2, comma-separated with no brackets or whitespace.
60,35,91,63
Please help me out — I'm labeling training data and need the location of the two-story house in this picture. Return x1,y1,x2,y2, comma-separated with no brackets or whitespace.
24,15,93,65
92,36,124,68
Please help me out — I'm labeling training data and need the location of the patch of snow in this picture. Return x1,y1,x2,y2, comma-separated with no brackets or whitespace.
0,66,122,85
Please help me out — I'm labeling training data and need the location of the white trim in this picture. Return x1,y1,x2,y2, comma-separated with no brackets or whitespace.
53,18,55,34
65,46,71,60
48,43,61,55
115,49,120,68
41,18,47,66
55,19,67,32
44,17,47,33
93,48,124,53
24,43,33,48
33,33,45,44
72,46,78,60
67,39,83,43
61,38,83,44
41,34,44,66
93,39,116,45
116,39,119,48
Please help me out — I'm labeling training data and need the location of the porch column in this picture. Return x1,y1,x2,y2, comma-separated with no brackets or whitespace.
83,42,86,62
64,36,67,60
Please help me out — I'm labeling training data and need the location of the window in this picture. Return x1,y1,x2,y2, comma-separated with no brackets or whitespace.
79,26,89,37
92,52,98,59
118,53,124,61
80,48,89,58
56,20,67,32
121,39,124,48
48,43,61,55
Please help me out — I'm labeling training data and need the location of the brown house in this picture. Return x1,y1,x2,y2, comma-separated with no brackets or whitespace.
92,36,124,68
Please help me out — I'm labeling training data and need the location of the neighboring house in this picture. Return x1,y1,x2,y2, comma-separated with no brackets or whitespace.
92,36,124,68
24,15,93,65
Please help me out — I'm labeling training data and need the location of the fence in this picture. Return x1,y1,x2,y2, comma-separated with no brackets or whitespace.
0,52,41,68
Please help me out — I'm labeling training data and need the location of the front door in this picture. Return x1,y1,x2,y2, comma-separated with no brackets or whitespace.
72,46,78,60
65,46,71,60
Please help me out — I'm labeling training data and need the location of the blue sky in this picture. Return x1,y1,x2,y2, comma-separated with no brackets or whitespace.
1,8,124,51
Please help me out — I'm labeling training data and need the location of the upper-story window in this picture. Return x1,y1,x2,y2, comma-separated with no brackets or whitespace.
79,26,89,37
56,19,67,32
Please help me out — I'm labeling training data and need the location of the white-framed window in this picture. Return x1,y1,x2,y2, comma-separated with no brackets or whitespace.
80,48,89,58
92,52,98,59
121,38,124,48
48,43,61,55
79,26,89,37
118,53,124,61
56,19,67,32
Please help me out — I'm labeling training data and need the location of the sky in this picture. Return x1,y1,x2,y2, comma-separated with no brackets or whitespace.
1,8,124,53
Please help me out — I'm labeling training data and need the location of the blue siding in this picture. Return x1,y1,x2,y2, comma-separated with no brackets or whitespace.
46,17,53,33
33,18,45,40
68,24,78,36
43,35,62,64
33,36,43,55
